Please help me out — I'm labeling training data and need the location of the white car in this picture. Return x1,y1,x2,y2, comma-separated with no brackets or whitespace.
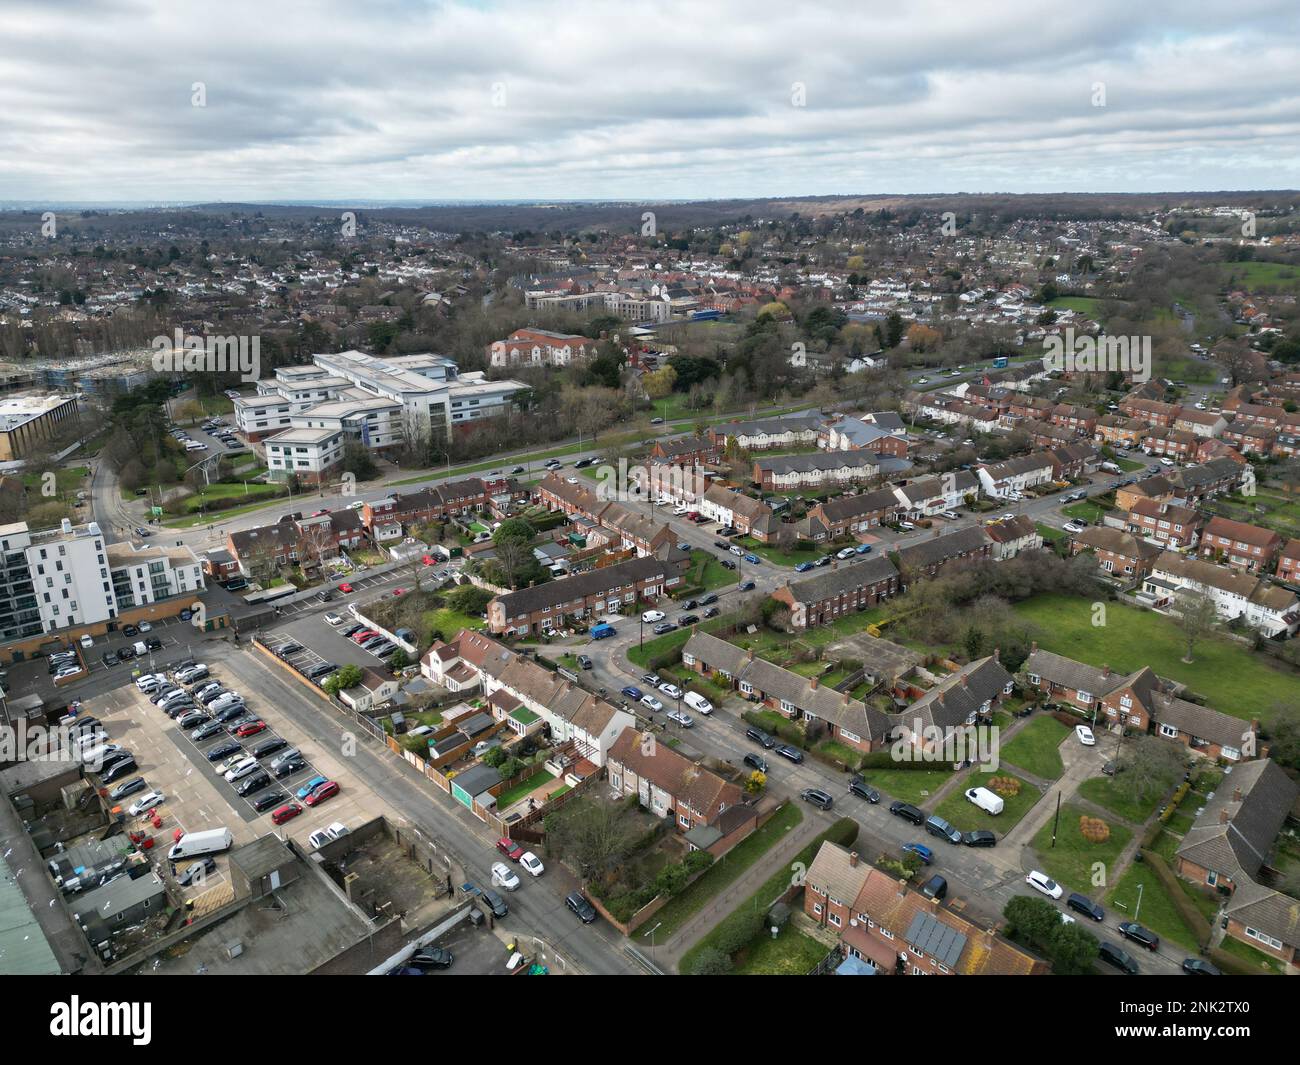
491,861,521,891
640,610,665,624
137,621,152,633
79,634,94,649
898,521,916,530
324,613,343,626
1160,457,1175,467
1076,724,1096,747
520,852,544,877
1062,520,1085,534
1026,870,1063,899
683,691,713,715
658,682,683,699
836,547,856,560
224,757,259,782
127,791,165,816
640,694,664,712
308,823,349,849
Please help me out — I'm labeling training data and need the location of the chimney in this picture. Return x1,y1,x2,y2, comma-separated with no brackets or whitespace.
1102,664,1110,678
960,674,969,688
848,851,859,868
1031,640,1038,653
1232,786,1242,803
809,675,819,690
691,623,698,635
993,647,1000,663
1219,808,1229,825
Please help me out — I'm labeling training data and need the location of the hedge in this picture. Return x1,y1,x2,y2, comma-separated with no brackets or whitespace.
1141,850,1211,947
856,750,944,772
742,709,806,749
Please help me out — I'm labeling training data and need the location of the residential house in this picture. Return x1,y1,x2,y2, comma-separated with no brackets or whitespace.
895,526,992,586
607,729,744,833
974,454,1055,499
892,472,980,517
1144,552,1300,638
1070,526,1162,580
752,450,882,491
1198,516,1282,573
982,515,1042,560
769,556,900,629
807,489,901,540
486,555,679,634
1125,497,1200,550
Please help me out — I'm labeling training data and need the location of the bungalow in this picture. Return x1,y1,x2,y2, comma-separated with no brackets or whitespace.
804,842,1047,975
607,729,744,833
770,555,900,629
894,656,1013,751
338,668,399,712
1198,516,1282,573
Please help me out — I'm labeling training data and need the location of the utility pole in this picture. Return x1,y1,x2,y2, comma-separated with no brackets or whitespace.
1050,791,1061,848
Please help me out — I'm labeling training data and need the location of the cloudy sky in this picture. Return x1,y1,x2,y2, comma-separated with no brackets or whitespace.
3,0,1299,203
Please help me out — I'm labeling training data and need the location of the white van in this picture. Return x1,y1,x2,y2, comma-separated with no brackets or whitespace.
133,641,148,657
167,827,232,861
965,786,1005,816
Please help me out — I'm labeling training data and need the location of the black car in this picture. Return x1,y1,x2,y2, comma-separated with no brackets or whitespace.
176,857,217,887
890,801,925,825
1182,957,1221,976
924,815,963,845
123,625,139,638
191,720,226,741
743,752,769,773
774,743,803,764
1118,921,1160,951
252,737,288,759
698,593,718,606
920,874,948,901
410,948,453,970
565,891,597,924
702,607,720,619
1066,893,1105,921
681,599,699,610
177,710,210,729
251,790,288,812
677,613,699,625
145,636,163,651
215,704,248,723
101,758,138,784
275,642,303,656
848,776,881,803
117,645,136,661
576,655,593,670
714,541,729,550
480,889,508,918
719,559,736,570
800,788,834,811
108,777,148,802
961,830,997,847
273,758,307,779
746,726,775,749
206,740,242,762
306,663,337,679
738,580,756,592
165,701,197,718
236,771,272,797
1098,941,1139,974
101,650,120,667
341,623,363,637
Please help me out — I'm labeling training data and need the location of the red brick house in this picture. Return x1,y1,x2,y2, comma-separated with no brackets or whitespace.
769,556,900,630
1199,516,1282,573
1069,525,1162,580
1141,426,1198,461
606,728,743,833
1125,497,1200,549
1278,539,1300,584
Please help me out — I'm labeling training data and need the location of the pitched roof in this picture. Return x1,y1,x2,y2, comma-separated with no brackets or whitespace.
780,556,899,604
1176,759,1297,881
492,555,672,618
608,729,742,819
906,656,1012,731
897,526,990,571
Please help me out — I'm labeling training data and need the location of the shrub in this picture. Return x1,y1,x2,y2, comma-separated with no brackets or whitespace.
1079,815,1110,843
712,909,765,956
687,947,733,975
988,776,1021,798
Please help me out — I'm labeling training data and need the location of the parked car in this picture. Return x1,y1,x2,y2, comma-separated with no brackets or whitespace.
665,709,694,728
273,758,307,779
1075,724,1096,746
652,622,677,636
848,776,880,803
640,610,665,624
743,752,769,773
1182,957,1221,976
519,852,544,877
640,694,663,712
108,777,148,802
920,874,948,900
177,857,217,886
774,743,803,763
924,815,963,845
1026,870,1063,899
890,801,925,825
304,780,339,807
1066,893,1105,921
961,829,997,847
205,740,242,762
491,861,521,891
746,727,775,749
496,837,525,862
901,842,933,865
1118,921,1160,951
620,685,643,700
1098,941,1140,974
271,803,302,826
236,772,272,797
252,737,288,759
800,787,834,811
565,891,597,924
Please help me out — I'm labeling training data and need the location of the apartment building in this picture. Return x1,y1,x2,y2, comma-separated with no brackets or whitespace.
0,392,82,461
488,328,593,368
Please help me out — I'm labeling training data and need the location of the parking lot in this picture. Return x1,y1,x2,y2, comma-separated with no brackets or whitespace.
267,559,457,620
81,647,383,903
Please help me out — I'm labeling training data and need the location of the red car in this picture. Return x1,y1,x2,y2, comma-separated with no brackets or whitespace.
338,582,353,594
303,780,339,807
496,837,525,862
270,802,302,825
352,630,377,643
235,719,268,737
392,588,405,596
421,555,435,566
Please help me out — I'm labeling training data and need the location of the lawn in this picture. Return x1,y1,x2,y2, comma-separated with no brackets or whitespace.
426,607,485,637
1077,775,1165,825
862,767,953,805
1062,499,1109,523
735,535,823,567
1030,802,1133,895
1036,523,1065,544
684,550,736,592
645,802,803,941
1013,593,1300,725
1000,716,1070,780
1104,863,1211,954
932,770,1042,833
21,465,88,497
1217,933,1285,974
496,769,556,807
732,924,830,975
628,625,695,668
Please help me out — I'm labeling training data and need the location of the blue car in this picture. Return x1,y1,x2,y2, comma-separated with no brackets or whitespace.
621,685,643,701
743,553,761,565
296,774,328,800
794,561,815,572
902,842,934,865
855,544,873,555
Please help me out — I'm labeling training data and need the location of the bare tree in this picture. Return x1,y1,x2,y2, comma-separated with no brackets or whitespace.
1173,588,1220,664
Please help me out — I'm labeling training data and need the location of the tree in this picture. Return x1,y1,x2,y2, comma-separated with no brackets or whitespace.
1002,895,1060,945
323,663,363,695
493,518,535,544
642,365,677,399
543,797,637,884
1116,733,1186,806
340,440,378,481
1047,921,1100,975
1173,588,1219,663
687,947,733,975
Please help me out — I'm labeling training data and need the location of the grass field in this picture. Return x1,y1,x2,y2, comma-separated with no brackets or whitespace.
1077,775,1165,825
496,770,556,807
1062,499,1110,523
932,770,1042,833
21,465,88,497
732,924,830,975
1218,260,1300,293
1031,802,1133,895
1013,594,1300,725
863,767,953,805
1104,863,1214,954
1000,716,1070,780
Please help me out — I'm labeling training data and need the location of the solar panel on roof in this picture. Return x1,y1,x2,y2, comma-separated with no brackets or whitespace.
905,911,966,969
